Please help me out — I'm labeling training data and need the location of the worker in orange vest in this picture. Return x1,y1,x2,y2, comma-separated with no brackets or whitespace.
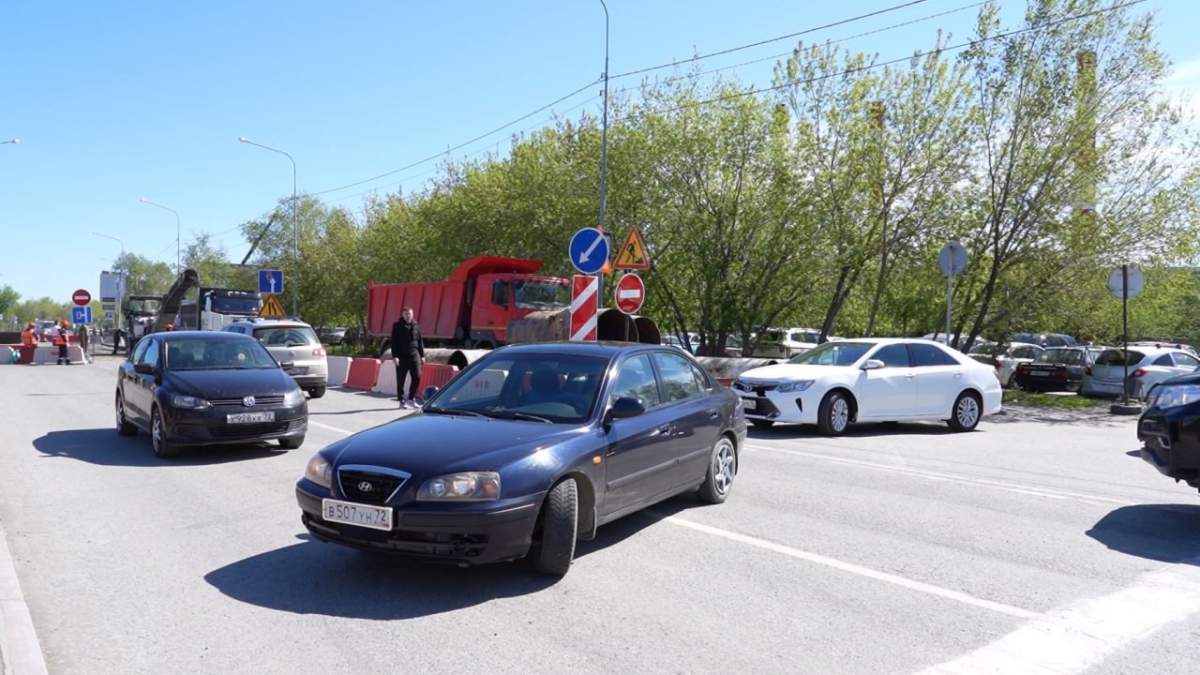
21,322,37,348
55,320,71,365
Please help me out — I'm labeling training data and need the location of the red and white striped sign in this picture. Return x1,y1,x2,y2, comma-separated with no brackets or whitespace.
570,275,598,342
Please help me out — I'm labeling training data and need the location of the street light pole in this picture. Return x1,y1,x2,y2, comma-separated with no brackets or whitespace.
239,136,299,317
596,0,611,309
139,198,181,273
93,231,128,312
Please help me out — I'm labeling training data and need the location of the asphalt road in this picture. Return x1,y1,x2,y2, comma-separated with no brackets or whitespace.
2,356,1199,675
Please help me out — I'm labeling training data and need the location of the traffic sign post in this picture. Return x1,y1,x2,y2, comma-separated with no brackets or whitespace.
258,269,284,294
614,273,645,315
937,241,968,343
614,227,651,270
72,289,92,306
72,306,93,325
568,228,609,275
570,275,598,342
259,294,286,318
1108,265,1145,412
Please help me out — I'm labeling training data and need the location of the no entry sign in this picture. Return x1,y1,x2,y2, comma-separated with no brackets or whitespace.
72,289,92,306
614,273,645,315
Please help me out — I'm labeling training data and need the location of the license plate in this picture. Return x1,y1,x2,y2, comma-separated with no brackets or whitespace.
1031,371,1049,376
289,366,309,375
322,499,393,531
227,411,275,424
741,397,756,410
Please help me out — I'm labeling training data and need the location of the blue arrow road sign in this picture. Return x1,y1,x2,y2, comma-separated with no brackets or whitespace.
569,228,609,275
258,269,284,294
72,306,93,325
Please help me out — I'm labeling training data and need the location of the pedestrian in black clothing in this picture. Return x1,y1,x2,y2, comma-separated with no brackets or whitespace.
390,306,426,408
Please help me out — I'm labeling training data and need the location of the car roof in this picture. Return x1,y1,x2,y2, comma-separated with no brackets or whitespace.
496,341,678,357
158,330,257,341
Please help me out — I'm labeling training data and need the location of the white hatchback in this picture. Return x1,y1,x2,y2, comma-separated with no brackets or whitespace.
732,338,1003,436
1081,347,1200,399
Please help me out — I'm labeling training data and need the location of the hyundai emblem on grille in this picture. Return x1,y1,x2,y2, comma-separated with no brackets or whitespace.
358,481,374,492
243,396,256,406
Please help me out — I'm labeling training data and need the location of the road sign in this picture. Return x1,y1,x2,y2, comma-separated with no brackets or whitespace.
72,289,92,306
258,269,284,294
105,311,114,321
1108,266,1144,299
569,228,609,275
101,303,115,311
570,275,598,342
937,241,968,276
259,293,286,318
614,227,651,270
614,273,645,314
71,306,93,325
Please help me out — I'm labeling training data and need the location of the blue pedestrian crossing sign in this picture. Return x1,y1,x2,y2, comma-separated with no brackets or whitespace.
72,306,94,325
569,228,609,275
258,269,284,294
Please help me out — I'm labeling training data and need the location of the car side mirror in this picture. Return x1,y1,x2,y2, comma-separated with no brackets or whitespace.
605,396,645,424
133,362,156,375
861,359,885,371
279,360,295,370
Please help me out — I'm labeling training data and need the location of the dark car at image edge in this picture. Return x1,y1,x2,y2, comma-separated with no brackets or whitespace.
295,341,747,576
1137,371,1200,492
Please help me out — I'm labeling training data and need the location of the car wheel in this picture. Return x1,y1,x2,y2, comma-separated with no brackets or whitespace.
278,435,305,450
307,386,326,399
947,391,982,432
817,391,851,437
697,436,737,504
750,419,774,429
532,478,578,576
151,407,179,458
115,392,137,436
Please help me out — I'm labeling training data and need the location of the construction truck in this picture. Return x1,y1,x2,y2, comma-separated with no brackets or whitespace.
122,268,201,351
176,287,262,331
367,256,659,353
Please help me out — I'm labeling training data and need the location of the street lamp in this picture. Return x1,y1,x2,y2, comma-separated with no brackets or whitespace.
139,198,181,273
93,232,128,309
597,0,610,234
239,136,299,317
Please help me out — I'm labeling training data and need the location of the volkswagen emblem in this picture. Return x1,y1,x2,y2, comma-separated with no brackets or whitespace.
357,481,374,493
243,396,256,407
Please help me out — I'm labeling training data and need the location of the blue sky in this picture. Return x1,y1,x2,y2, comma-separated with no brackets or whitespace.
3,0,1198,307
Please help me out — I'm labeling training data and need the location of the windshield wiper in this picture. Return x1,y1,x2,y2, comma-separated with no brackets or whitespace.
423,408,488,418
494,411,553,423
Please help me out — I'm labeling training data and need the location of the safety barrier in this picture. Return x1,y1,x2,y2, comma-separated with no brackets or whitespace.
0,346,14,365
373,362,398,397
342,358,381,391
420,363,460,390
327,356,353,387
30,345,88,365
451,367,508,402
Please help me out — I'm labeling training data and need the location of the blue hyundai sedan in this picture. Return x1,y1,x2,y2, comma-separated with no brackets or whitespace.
296,341,746,576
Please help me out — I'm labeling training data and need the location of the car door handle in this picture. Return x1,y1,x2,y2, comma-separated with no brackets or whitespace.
657,424,672,435
708,409,719,419
905,373,916,379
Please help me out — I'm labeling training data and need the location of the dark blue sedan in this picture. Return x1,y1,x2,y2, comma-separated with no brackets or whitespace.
296,341,746,575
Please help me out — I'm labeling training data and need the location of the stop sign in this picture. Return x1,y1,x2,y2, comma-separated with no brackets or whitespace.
614,273,645,314
72,289,92,306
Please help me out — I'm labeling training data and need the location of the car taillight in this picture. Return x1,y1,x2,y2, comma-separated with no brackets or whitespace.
994,359,1002,369
1130,368,1146,378
313,347,326,356
1084,366,1092,376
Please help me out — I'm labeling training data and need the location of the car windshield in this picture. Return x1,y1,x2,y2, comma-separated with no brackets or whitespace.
788,330,821,344
1035,348,1083,365
209,295,263,314
254,325,320,347
787,341,874,366
513,280,571,310
164,338,278,371
425,353,609,423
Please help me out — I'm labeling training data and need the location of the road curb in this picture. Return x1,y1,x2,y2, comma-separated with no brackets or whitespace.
0,522,49,675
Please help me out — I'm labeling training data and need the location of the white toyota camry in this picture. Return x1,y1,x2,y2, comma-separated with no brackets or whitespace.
732,338,1003,435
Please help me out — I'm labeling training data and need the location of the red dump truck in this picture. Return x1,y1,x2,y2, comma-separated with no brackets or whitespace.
367,256,573,349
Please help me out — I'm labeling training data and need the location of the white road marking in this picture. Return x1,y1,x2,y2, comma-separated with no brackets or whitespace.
746,443,1137,506
913,561,1200,675
664,516,1039,619
310,420,356,435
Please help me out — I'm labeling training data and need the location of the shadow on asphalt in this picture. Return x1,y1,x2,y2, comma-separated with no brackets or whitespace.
747,421,955,440
204,496,700,619
1087,504,1200,564
32,428,290,467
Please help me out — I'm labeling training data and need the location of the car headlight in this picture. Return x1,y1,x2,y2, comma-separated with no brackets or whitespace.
776,380,815,393
1151,385,1200,410
304,453,333,489
416,472,500,502
171,394,210,409
284,388,305,406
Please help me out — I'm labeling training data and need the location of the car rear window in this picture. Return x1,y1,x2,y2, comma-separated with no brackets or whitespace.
1036,349,1083,365
1095,349,1145,366
254,325,319,346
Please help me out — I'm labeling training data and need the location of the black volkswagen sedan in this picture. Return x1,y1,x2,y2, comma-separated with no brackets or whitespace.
115,331,308,458
296,341,746,576
1137,371,1200,493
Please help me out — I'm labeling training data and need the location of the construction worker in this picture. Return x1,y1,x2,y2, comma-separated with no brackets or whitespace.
55,320,71,365
21,322,37,349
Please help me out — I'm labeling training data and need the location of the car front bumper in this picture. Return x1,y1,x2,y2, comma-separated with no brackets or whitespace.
295,485,543,566
164,405,307,446
735,390,817,424
1138,407,1200,490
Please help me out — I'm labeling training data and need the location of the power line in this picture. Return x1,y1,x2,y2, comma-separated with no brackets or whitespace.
311,80,598,197
609,0,934,81
616,0,1150,122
